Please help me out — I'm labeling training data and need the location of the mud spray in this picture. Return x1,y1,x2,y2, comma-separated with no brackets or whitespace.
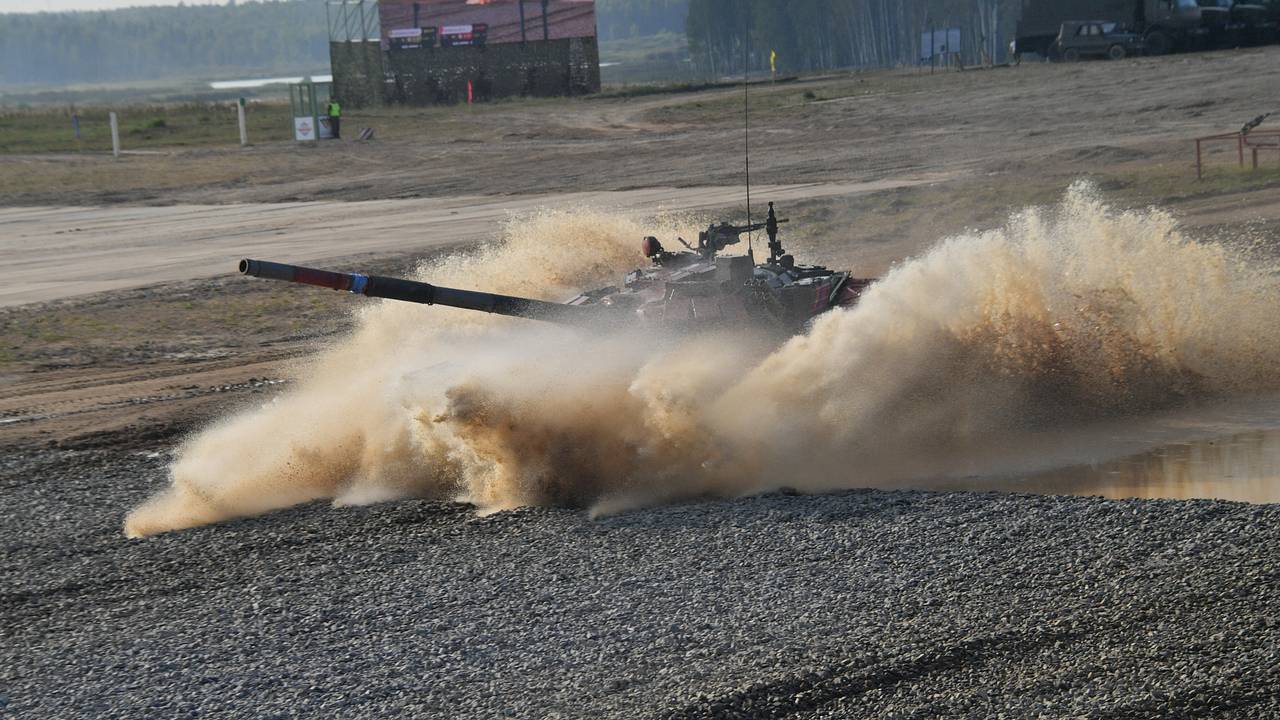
124,184,1280,537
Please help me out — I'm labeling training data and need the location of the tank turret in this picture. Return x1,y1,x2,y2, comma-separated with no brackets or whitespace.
238,202,874,334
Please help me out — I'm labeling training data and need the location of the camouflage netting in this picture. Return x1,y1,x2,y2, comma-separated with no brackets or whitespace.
332,37,600,107
330,40,386,108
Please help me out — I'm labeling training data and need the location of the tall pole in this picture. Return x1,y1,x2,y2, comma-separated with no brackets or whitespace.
540,0,549,41
109,111,120,158
519,0,527,44
743,8,751,245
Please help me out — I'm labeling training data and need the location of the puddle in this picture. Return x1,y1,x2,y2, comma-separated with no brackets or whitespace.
955,428,1280,504
924,399,1280,504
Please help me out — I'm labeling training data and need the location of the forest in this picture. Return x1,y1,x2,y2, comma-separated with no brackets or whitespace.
596,0,687,40
685,0,1280,74
686,0,1017,75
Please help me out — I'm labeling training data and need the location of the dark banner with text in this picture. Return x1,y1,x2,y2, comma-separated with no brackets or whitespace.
379,0,596,49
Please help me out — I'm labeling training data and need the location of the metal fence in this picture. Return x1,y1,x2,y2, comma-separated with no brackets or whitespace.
1194,129,1280,180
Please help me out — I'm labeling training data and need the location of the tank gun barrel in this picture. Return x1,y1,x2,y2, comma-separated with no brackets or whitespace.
239,259,597,325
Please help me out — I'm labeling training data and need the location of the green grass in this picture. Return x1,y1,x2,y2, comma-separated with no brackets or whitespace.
600,32,687,64
0,72,311,107
591,79,739,100
1109,163,1280,203
0,101,295,153
600,31,698,85
636,65,1011,125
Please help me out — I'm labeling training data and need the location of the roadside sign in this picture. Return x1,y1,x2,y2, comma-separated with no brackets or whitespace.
294,117,316,141
440,23,488,47
390,26,438,49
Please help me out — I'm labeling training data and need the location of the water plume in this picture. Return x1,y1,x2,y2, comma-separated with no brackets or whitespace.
124,185,1280,537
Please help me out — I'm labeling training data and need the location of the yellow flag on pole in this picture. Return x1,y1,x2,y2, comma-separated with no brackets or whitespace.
770,49,777,74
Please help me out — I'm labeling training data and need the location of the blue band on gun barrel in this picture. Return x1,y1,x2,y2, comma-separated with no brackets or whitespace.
349,274,368,294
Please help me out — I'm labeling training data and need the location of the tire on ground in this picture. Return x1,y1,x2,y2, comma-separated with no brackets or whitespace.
1146,30,1171,55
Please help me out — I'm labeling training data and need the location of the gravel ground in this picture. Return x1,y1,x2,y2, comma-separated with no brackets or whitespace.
4,447,1280,719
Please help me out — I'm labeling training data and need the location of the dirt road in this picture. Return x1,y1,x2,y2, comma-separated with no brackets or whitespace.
1,179,940,307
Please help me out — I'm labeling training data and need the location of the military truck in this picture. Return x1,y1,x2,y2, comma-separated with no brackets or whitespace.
1014,0,1272,58
1197,1,1276,46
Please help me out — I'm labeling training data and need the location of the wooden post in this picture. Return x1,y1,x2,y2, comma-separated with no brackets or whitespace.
109,112,120,158
237,98,248,147
1238,133,1245,167
1195,139,1202,180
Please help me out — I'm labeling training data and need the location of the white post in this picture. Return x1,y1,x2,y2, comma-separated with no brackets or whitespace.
109,112,120,158
237,99,248,147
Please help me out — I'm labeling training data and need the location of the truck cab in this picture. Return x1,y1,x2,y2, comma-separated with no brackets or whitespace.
1194,0,1273,45
1141,0,1206,53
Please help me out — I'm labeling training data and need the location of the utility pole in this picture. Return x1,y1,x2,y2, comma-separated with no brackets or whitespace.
540,0,549,41
519,0,527,43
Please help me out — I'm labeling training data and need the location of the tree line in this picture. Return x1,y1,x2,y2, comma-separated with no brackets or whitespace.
596,0,688,40
0,0,692,87
0,1,330,86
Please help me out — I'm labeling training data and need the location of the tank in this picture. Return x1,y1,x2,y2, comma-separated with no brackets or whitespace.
239,202,874,334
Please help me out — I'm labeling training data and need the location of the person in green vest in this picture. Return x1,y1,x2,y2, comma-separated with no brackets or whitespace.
327,97,342,139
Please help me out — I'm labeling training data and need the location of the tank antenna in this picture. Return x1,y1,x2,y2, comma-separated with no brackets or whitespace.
743,9,753,258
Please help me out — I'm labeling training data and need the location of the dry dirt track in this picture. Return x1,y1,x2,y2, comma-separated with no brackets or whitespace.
0,179,942,307
0,178,942,447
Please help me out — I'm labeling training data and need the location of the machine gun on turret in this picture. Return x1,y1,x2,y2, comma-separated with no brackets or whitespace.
693,206,789,260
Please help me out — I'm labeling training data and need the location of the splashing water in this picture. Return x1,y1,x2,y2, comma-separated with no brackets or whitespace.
124,184,1280,537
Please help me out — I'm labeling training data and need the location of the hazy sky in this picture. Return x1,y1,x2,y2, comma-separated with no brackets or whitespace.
0,0,226,12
